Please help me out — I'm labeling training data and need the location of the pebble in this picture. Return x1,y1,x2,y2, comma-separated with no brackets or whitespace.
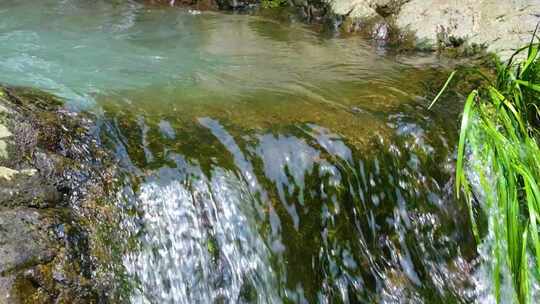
0,166,18,181
0,124,11,139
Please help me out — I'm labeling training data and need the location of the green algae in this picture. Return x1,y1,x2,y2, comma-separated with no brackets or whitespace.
96,61,476,302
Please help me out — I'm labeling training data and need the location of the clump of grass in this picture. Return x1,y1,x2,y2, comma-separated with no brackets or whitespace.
432,33,540,303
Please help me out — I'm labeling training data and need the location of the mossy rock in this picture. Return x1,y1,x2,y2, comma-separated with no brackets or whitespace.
0,85,118,303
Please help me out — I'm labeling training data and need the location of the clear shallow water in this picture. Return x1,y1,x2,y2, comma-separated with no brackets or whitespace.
0,1,481,303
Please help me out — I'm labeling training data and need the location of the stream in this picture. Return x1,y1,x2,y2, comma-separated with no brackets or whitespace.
0,1,482,303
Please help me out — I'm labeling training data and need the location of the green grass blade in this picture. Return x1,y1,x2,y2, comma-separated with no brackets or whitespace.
456,90,477,197
515,163,540,272
519,226,530,304
452,33,540,304
522,23,540,77
521,45,538,77
428,71,457,109
516,80,540,93
507,43,540,70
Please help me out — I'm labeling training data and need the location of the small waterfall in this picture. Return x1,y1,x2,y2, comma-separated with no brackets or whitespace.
123,156,280,303
0,2,483,301
104,107,477,303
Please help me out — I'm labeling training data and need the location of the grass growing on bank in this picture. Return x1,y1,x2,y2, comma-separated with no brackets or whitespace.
432,36,540,303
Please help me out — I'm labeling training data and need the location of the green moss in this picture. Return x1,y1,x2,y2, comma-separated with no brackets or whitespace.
5,87,63,111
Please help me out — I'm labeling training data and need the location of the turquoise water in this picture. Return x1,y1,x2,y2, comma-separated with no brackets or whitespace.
0,1,482,303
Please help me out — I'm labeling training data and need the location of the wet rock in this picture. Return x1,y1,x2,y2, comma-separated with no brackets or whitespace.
0,208,59,304
0,167,60,208
372,20,390,41
141,0,255,11
0,208,56,275
0,276,16,303
215,0,257,10
0,85,117,302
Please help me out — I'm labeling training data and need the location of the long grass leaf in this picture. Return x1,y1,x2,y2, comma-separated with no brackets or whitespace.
428,71,457,109
516,80,540,93
521,45,539,77
456,90,478,197
522,23,540,77
454,33,540,304
507,43,540,70
519,227,530,304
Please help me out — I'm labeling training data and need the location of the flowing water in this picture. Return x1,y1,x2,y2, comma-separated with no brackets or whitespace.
0,1,482,303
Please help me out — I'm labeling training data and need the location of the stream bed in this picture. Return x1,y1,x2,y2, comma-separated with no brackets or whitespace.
0,1,481,303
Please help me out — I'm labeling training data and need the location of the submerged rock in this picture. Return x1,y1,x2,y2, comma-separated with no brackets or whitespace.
0,86,117,303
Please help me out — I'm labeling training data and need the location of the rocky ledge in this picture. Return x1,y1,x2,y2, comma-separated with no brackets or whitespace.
310,0,540,56
0,86,116,303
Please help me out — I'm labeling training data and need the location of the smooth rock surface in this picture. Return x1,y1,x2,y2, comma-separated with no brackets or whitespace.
329,0,540,56
330,0,400,18
0,167,59,208
0,166,18,180
331,0,375,18
0,208,56,275
396,0,540,57
0,124,11,139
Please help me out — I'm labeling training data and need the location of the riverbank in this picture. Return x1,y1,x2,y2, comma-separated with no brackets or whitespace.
148,0,540,57
329,0,540,57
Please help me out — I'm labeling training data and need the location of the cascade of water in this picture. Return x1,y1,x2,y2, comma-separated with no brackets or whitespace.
0,1,484,302
124,159,280,303
106,109,476,303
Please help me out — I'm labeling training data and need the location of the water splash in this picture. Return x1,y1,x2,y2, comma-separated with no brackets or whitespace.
125,157,280,303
